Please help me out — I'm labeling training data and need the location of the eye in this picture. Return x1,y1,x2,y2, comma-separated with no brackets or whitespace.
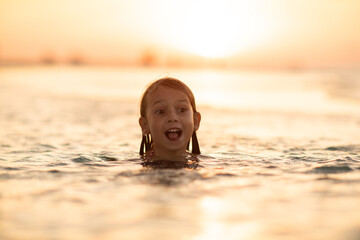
178,107,188,113
155,109,165,115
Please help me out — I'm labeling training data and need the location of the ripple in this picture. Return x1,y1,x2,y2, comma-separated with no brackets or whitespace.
83,163,111,167
214,172,238,177
97,156,118,161
38,144,57,149
1,167,23,171
325,145,360,152
71,156,93,163
47,162,69,167
116,169,204,186
93,151,119,161
308,165,353,174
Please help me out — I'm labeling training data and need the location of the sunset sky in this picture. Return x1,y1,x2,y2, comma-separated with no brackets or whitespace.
1,0,360,68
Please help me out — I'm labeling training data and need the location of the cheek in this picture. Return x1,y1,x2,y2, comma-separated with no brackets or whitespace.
185,114,196,128
148,118,162,133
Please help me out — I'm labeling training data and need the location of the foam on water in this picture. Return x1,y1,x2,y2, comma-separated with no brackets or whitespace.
1,66,360,240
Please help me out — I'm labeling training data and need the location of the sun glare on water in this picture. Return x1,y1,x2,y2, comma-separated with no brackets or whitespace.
180,0,275,58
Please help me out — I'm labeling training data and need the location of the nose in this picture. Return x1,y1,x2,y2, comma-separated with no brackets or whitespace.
167,109,178,122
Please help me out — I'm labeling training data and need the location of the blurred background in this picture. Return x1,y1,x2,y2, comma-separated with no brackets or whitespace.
1,0,360,69
1,0,360,114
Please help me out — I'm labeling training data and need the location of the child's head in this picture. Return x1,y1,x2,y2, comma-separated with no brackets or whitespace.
139,77,201,157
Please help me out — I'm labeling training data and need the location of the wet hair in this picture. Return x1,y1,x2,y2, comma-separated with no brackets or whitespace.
139,77,200,155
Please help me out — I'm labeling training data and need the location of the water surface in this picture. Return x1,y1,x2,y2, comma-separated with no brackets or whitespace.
1,66,360,240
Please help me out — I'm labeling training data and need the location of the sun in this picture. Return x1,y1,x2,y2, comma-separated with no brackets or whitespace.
179,0,274,58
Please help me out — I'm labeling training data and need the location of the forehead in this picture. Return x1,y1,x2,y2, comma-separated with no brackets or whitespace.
147,85,190,105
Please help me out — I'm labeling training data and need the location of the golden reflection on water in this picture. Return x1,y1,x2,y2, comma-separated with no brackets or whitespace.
199,197,229,240
195,196,258,240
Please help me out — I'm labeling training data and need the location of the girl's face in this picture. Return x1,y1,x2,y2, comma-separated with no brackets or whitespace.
139,86,201,158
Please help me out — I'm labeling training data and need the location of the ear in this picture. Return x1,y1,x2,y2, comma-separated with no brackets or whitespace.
139,117,150,134
193,112,201,131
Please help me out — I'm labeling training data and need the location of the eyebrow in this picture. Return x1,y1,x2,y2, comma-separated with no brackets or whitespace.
176,99,189,104
152,99,188,107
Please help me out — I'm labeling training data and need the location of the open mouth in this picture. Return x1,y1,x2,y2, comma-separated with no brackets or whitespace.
165,128,182,141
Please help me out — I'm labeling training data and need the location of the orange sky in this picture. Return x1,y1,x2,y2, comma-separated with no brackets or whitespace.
1,0,360,68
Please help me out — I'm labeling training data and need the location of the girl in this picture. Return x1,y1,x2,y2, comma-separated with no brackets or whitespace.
139,77,201,163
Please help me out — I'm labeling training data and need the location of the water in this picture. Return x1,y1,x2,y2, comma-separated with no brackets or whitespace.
1,66,360,240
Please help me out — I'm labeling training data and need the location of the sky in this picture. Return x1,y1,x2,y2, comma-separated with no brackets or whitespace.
1,0,360,68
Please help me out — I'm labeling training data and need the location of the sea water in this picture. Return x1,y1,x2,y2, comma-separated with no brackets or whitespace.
0,66,360,240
